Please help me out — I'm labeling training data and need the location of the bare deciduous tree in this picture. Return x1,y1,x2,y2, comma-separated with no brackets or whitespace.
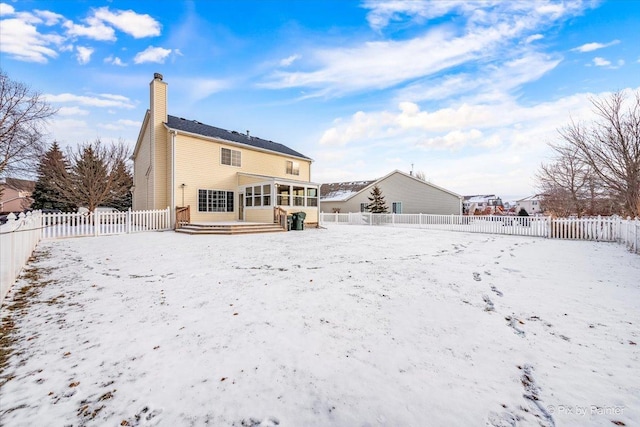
0,69,57,177
537,144,592,217
51,140,132,212
539,90,640,217
561,91,640,216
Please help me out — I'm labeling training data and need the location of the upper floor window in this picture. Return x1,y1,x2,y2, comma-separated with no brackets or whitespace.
221,147,241,167
286,160,300,176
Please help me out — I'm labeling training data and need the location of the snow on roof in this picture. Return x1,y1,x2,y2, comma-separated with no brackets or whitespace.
320,180,374,202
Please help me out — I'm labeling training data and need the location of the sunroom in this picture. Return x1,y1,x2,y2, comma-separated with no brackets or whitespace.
237,173,320,226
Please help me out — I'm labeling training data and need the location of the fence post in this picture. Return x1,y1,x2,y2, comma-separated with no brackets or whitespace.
94,210,100,237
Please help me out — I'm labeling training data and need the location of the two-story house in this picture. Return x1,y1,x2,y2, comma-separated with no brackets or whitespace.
132,73,319,228
0,177,35,214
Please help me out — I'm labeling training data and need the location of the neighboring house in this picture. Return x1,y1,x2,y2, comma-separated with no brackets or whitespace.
463,194,504,215
320,170,462,215
132,73,319,226
516,195,543,215
0,177,35,213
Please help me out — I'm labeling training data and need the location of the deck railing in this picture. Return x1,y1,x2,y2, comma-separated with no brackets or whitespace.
274,207,288,230
176,206,190,229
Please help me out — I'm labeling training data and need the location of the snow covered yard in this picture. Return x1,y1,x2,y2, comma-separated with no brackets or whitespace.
1,225,639,427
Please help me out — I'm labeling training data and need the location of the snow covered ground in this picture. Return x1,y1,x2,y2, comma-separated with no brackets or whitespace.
1,225,639,426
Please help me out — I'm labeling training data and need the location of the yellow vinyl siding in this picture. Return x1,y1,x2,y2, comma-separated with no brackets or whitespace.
238,175,265,186
132,121,152,210
245,209,273,223
174,133,312,223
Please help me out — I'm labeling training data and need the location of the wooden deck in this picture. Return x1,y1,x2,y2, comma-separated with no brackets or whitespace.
175,221,285,235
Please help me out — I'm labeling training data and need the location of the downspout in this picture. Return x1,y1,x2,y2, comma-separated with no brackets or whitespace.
170,130,177,228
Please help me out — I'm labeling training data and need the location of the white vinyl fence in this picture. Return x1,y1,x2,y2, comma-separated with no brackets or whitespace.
1,207,171,302
0,211,42,302
41,208,171,239
320,212,640,253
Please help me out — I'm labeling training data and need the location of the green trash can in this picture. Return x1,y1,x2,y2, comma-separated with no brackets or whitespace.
286,215,293,231
292,211,306,230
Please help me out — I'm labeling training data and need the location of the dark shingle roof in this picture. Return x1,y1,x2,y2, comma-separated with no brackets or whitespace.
1,177,36,192
166,115,310,160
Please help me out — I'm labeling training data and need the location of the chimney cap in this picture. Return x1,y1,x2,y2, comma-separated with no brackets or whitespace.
154,72,163,81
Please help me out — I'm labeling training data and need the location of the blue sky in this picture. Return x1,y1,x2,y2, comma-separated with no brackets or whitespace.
1,0,639,200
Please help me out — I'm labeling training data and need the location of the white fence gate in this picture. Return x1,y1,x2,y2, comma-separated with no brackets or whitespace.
320,213,640,253
1,207,171,302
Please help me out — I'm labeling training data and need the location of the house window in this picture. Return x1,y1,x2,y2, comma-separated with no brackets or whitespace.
198,189,234,212
221,147,241,167
263,185,272,206
277,185,289,206
245,185,272,207
306,188,318,207
532,201,538,205
360,203,369,212
286,161,300,176
293,186,305,206
392,202,403,214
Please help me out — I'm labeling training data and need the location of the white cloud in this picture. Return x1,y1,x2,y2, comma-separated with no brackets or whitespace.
417,129,483,150
362,0,589,32
572,39,620,52
263,2,588,97
362,0,472,31
76,46,94,64
592,57,611,67
279,54,300,67
58,106,90,116
104,55,126,66
64,16,115,41
318,91,605,148
0,18,59,63
525,34,544,43
98,119,142,131
34,9,64,26
393,51,561,103
133,46,172,64
44,93,135,109
98,94,131,102
0,2,15,15
93,7,161,38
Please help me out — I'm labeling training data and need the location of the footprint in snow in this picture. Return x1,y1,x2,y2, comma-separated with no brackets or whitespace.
483,295,495,312
473,272,482,281
487,410,516,427
505,315,525,337
239,416,280,426
491,286,503,297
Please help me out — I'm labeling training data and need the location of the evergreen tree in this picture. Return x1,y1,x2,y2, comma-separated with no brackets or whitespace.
31,142,75,211
50,139,132,212
109,157,133,211
367,185,389,213
517,208,529,216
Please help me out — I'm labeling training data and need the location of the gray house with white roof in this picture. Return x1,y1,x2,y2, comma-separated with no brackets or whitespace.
320,170,462,215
